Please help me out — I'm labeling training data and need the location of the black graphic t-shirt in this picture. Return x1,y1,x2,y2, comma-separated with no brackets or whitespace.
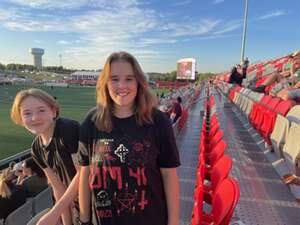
31,117,79,187
78,108,180,225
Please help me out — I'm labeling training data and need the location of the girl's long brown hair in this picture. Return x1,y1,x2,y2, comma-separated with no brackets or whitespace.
94,51,157,132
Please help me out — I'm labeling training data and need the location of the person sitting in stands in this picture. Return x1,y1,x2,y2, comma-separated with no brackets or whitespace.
170,96,183,124
228,64,246,86
242,57,249,75
12,162,24,185
21,158,48,198
251,51,300,95
276,51,300,101
0,168,26,220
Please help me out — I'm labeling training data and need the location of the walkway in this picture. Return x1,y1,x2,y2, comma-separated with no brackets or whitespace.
177,87,300,225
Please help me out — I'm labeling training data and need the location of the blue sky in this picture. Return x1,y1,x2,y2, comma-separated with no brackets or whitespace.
0,0,299,73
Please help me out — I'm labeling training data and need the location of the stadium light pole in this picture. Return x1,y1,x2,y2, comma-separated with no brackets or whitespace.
240,0,249,63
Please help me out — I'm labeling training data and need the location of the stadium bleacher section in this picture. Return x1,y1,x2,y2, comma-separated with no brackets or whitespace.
214,51,300,201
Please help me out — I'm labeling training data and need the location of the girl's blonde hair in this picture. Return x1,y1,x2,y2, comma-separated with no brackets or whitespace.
94,51,157,132
11,88,60,125
0,169,13,198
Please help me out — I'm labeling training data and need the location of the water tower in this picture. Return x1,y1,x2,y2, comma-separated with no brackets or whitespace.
29,48,44,69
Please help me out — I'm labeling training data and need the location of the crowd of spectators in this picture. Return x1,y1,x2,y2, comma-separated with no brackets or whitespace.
0,157,48,220
229,50,300,102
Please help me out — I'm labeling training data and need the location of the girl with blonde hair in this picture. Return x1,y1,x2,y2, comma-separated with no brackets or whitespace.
0,169,26,219
11,88,80,225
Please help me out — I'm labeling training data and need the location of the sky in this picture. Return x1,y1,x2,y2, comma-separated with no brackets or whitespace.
0,0,299,73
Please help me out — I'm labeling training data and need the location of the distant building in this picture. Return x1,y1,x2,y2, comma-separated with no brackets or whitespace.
70,71,100,80
29,48,44,69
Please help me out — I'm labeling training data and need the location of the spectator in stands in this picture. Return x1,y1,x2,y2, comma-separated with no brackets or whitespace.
0,168,26,220
170,96,183,124
12,162,24,185
36,51,180,225
158,104,172,121
241,57,249,75
276,51,300,101
251,51,300,95
21,158,48,198
11,88,80,225
228,65,246,86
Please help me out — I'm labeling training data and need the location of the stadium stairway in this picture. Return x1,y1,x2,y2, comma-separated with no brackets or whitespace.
177,84,300,225
212,88,300,224
177,87,205,225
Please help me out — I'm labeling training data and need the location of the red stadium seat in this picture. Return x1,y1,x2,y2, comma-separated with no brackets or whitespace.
207,130,224,151
204,155,232,204
201,178,240,225
205,140,227,169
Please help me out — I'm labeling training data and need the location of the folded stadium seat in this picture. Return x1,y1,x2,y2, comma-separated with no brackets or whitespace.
210,113,219,127
258,97,282,141
191,184,204,225
282,123,300,181
228,87,237,102
275,100,295,117
210,106,217,118
220,179,241,225
248,91,265,103
4,199,33,225
234,90,244,107
206,130,224,151
233,88,243,104
270,114,290,158
255,96,280,129
205,140,227,171
201,178,240,225
196,155,205,187
249,95,273,125
286,105,300,124
203,155,232,204
240,96,250,114
208,123,220,140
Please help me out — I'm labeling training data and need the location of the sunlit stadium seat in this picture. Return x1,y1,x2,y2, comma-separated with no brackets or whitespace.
286,105,300,124
203,155,232,204
270,114,290,158
201,178,240,225
282,123,300,177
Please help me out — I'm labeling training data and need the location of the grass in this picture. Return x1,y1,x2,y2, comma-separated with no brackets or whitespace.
0,85,169,160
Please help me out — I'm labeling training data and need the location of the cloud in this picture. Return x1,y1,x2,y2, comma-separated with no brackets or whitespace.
256,10,286,21
6,0,88,9
0,0,246,70
213,0,225,4
213,20,242,35
6,0,140,10
161,19,221,37
171,0,192,7
58,40,70,45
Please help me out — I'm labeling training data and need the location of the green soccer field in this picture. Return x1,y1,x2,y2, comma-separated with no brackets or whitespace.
0,85,96,160
0,84,169,160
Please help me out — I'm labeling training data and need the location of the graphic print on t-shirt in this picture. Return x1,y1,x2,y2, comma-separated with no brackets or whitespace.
90,135,154,219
